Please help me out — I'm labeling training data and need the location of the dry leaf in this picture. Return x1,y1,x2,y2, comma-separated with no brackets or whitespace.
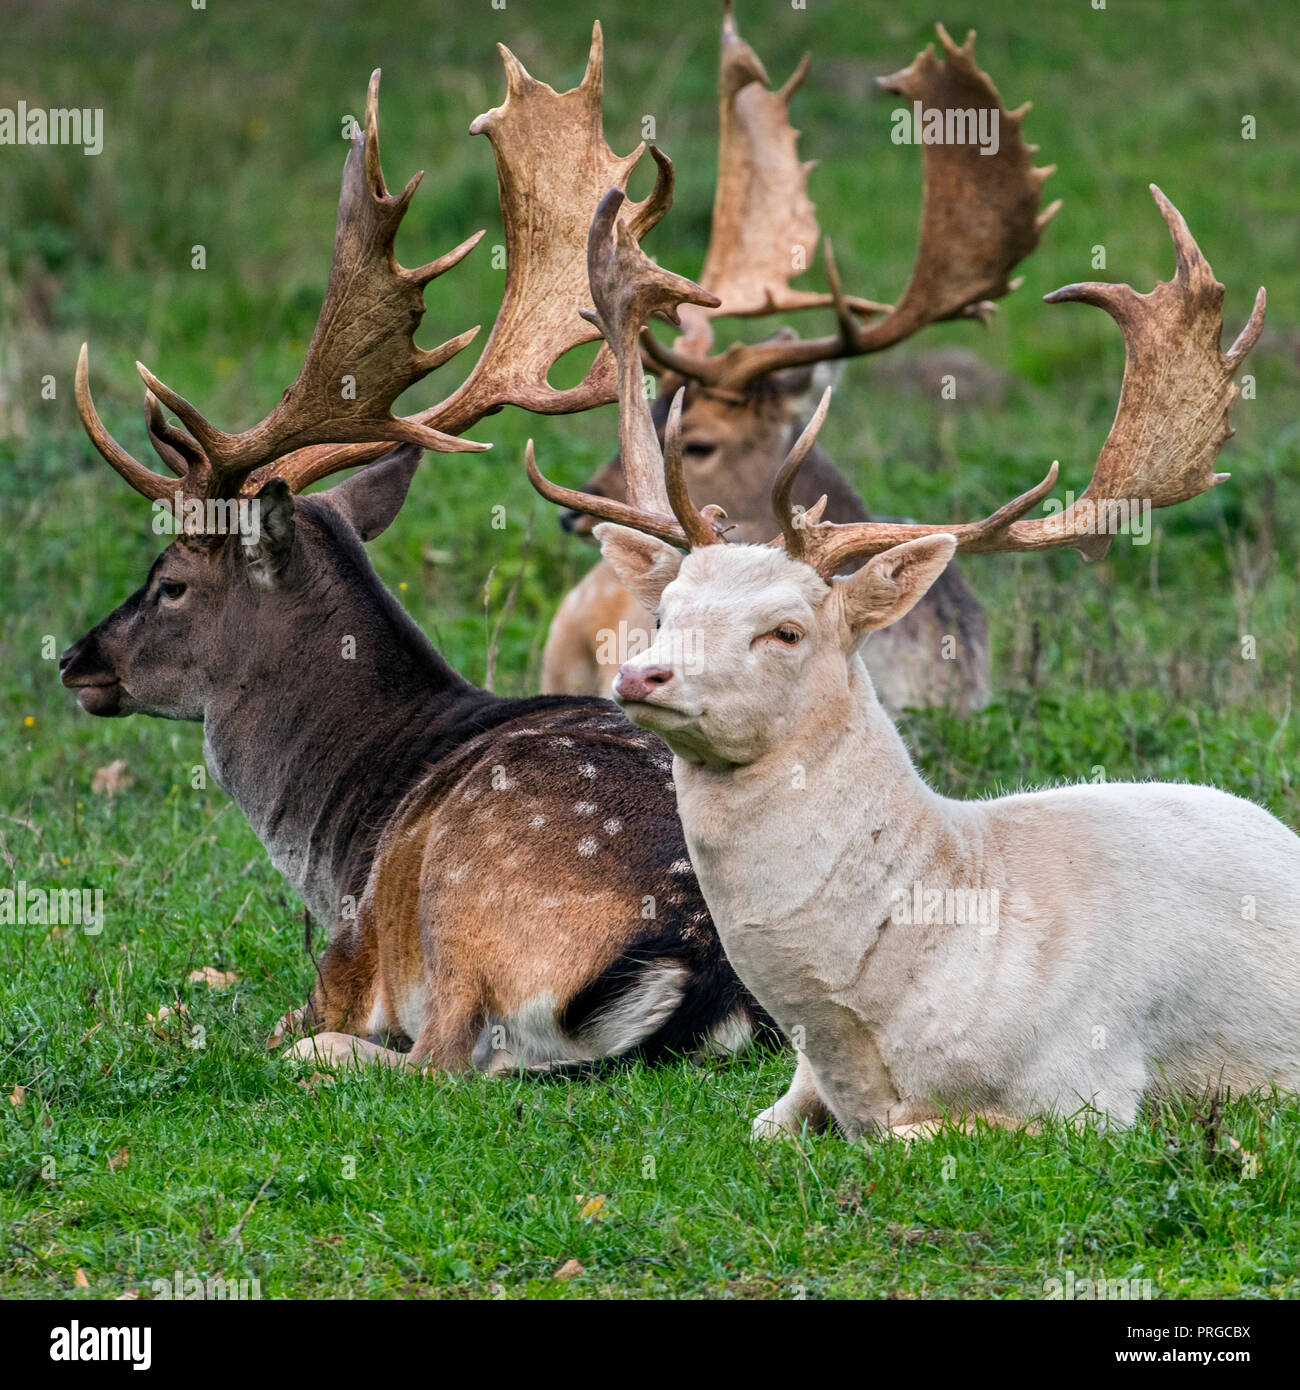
553,1258,584,1281
188,966,238,991
8,1084,25,1108
296,1072,335,1093
114,1290,140,1301
576,1194,607,1221
74,1268,90,1287
145,1003,188,1025
91,759,133,796
107,1147,130,1171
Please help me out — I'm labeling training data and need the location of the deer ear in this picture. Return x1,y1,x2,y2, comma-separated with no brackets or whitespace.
242,478,296,586
836,534,957,640
321,444,423,542
594,523,684,612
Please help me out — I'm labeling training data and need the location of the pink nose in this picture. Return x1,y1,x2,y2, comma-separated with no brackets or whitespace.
614,664,674,702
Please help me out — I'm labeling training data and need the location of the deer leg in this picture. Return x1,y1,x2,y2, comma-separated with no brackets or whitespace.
410,992,482,1074
303,923,379,1036
752,1050,832,1139
885,1110,1041,1142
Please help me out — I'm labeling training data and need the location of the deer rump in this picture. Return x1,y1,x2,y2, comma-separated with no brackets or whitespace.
307,694,770,1071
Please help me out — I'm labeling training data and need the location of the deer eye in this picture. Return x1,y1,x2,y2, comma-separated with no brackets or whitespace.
158,579,187,602
682,440,717,459
766,625,803,646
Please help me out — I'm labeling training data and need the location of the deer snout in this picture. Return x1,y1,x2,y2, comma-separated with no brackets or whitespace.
60,632,124,715
614,664,674,703
558,507,595,536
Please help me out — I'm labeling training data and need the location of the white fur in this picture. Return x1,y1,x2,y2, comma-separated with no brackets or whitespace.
603,533,1300,1139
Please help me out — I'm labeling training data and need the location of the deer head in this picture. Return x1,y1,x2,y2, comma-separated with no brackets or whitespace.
61,30,671,721
558,7,1058,539
530,184,1265,767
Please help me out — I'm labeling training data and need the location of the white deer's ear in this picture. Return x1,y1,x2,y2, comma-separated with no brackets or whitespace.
242,478,296,586
836,534,957,640
594,523,684,611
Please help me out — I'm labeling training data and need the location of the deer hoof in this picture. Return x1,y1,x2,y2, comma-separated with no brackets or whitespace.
751,1104,803,1140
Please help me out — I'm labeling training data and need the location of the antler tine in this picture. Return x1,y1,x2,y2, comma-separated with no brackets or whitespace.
268,26,676,494
143,390,203,478
525,439,691,550
75,344,177,502
583,186,720,515
769,384,832,556
760,187,1262,577
142,68,486,499
664,386,726,548
654,18,1057,392
527,189,727,548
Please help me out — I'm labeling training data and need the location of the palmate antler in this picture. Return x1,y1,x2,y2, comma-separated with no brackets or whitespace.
531,185,1265,573
76,24,672,503
641,9,1059,395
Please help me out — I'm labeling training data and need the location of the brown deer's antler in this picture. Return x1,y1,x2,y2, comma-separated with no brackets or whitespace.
540,187,1265,576
77,25,673,502
643,15,1058,392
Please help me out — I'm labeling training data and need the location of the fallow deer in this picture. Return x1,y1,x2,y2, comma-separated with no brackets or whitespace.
59,32,772,1073
542,11,1060,715
529,182,1292,1139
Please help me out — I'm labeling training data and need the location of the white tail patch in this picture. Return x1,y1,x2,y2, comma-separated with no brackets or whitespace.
697,1008,755,1057
576,960,689,1056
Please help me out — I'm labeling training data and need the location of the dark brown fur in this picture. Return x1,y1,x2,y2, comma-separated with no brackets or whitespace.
61,448,770,1070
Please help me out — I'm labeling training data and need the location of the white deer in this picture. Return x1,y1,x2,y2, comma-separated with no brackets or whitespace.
529,185,1298,1139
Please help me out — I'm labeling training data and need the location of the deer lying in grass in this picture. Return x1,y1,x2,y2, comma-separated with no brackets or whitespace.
543,12,1061,715
59,33,772,1073
529,183,1293,1138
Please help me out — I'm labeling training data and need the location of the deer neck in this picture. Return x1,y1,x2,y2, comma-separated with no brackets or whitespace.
669,652,964,1000
200,555,486,924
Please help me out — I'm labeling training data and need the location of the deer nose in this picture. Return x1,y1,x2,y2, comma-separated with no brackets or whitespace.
558,507,594,536
614,664,673,703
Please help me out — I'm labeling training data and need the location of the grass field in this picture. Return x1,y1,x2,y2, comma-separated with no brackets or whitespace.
2,0,1298,1299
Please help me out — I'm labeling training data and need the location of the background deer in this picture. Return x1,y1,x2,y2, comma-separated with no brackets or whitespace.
59,33,773,1073
529,181,1292,1140
541,11,1059,714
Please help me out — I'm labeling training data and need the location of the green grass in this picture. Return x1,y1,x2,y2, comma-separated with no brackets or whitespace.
2,0,1299,1298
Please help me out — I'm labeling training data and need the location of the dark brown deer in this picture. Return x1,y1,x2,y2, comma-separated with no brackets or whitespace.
59,31,772,1072
542,8,1059,714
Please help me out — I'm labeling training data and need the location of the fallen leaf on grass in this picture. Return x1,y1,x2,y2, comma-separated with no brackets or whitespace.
144,1003,188,1027
74,1268,90,1288
575,1194,607,1221
114,1290,139,1301
108,1148,130,1171
188,966,238,991
91,760,133,796
296,1072,335,1093
553,1258,584,1281
8,1084,24,1108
